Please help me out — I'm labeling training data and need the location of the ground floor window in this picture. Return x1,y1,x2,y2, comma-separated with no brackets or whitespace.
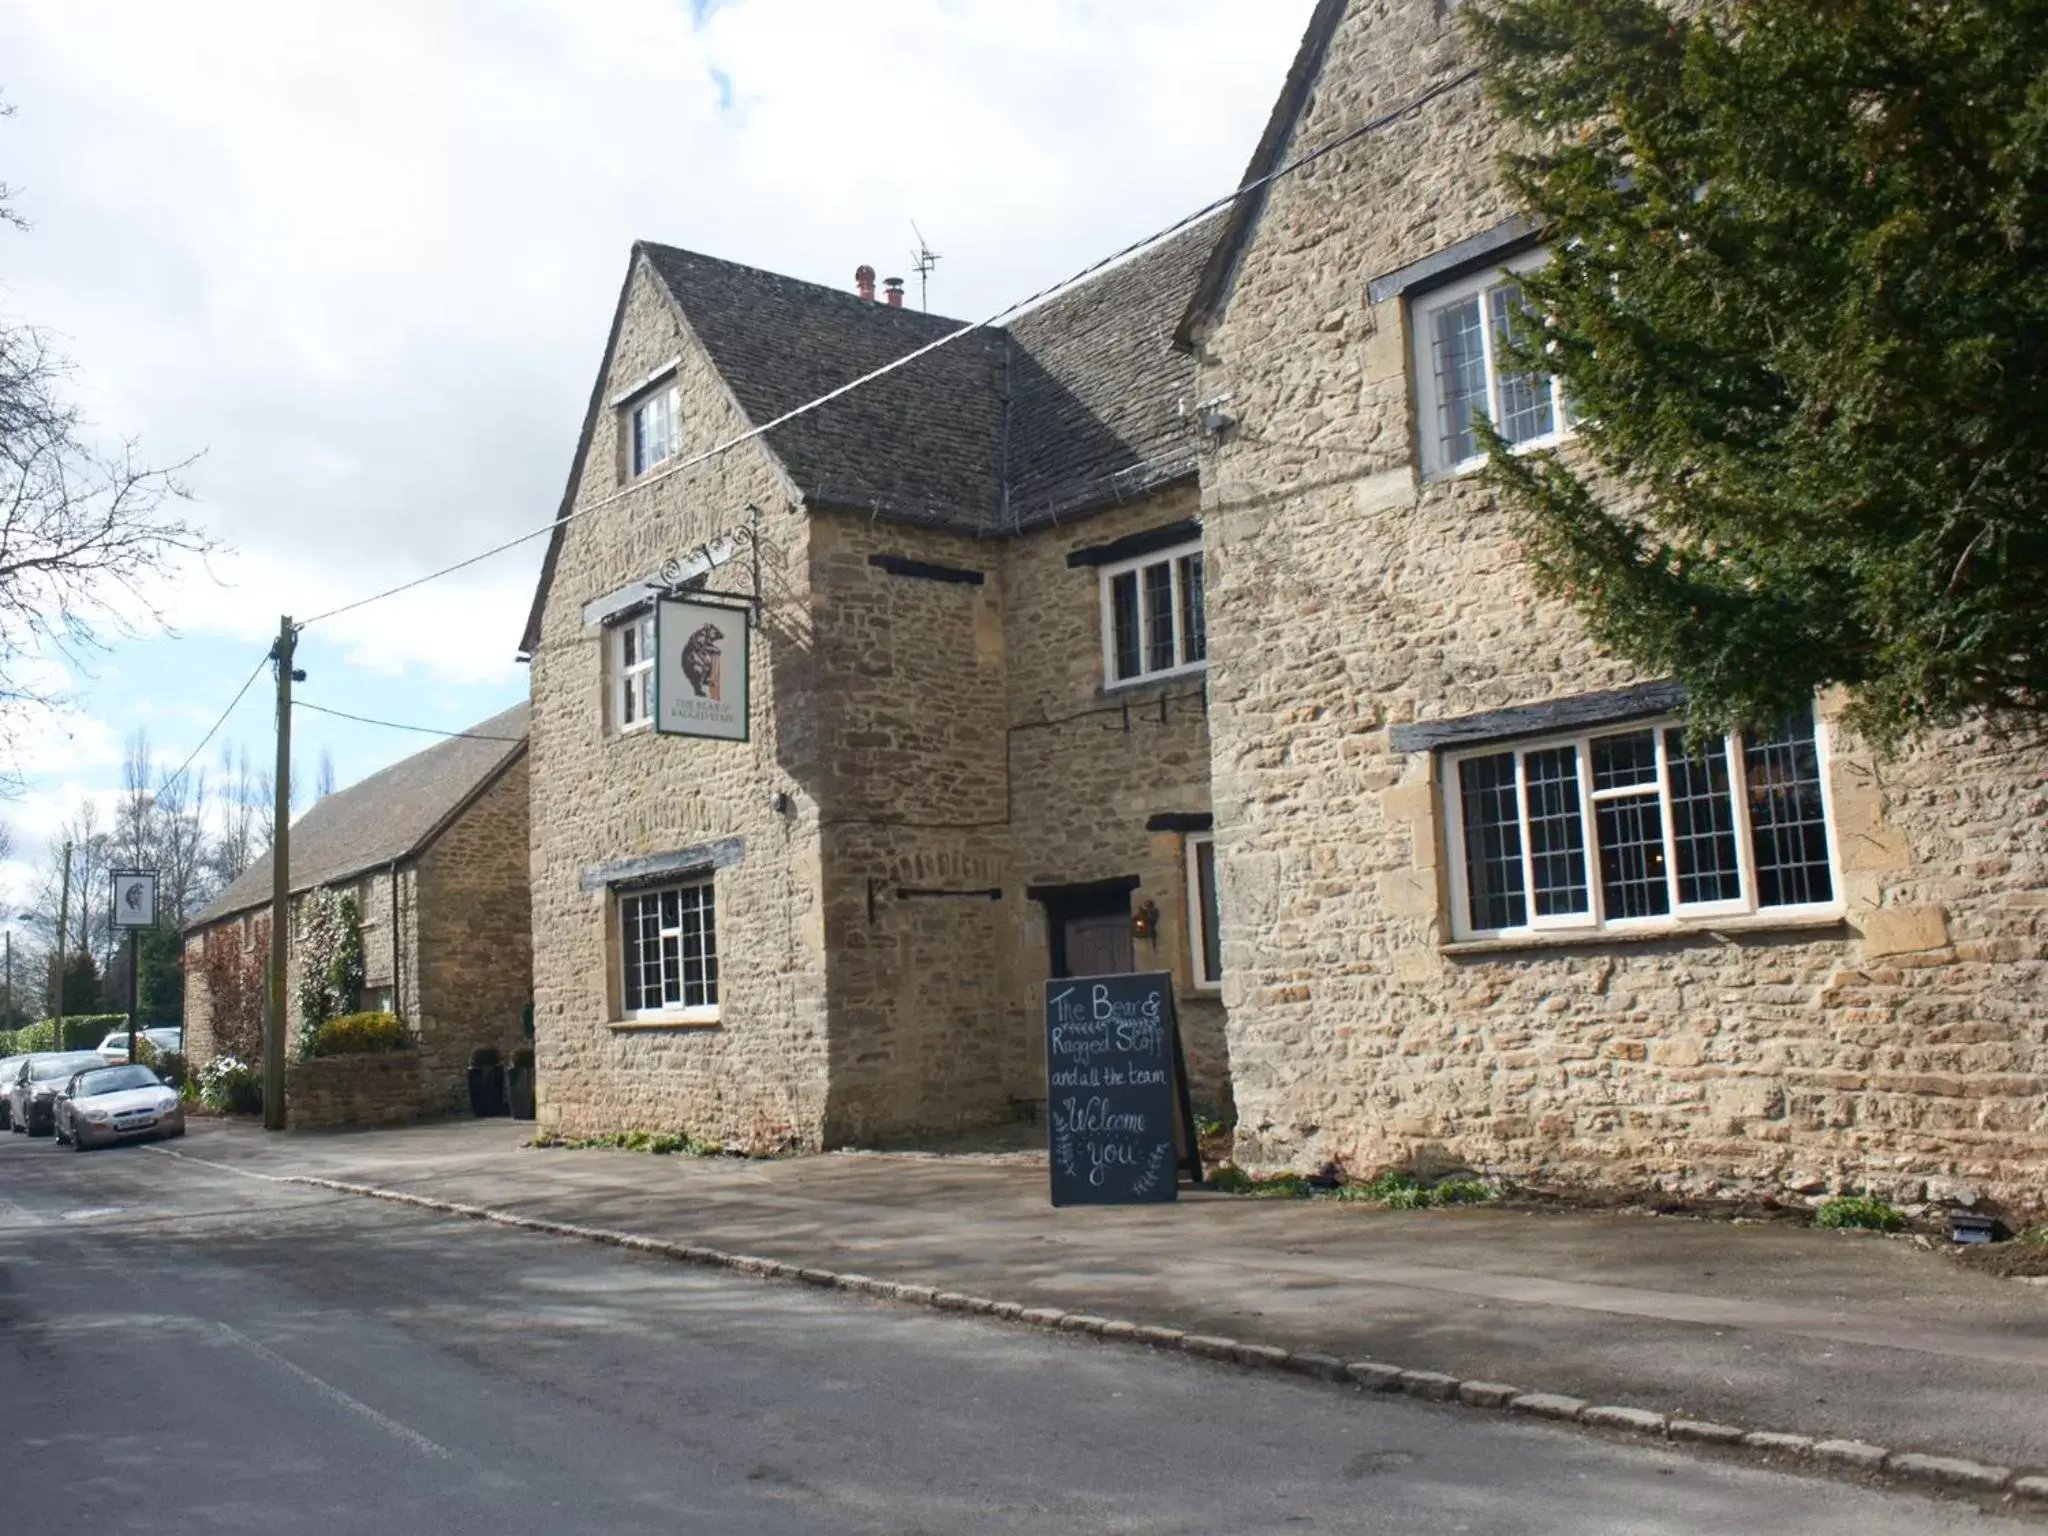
620,879,719,1019
1185,834,1222,989
1442,702,1837,941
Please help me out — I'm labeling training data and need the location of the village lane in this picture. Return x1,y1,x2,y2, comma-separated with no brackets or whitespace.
0,1131,2026,1535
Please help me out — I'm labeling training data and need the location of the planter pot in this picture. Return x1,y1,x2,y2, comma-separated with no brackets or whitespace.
466,1064,506,1118
508,1067,536,1121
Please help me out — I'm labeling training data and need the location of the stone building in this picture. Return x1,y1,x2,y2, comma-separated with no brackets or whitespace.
523,0,2045,1209
184,704,531,1119
1178,0,2047,1210
520,232,1226,1148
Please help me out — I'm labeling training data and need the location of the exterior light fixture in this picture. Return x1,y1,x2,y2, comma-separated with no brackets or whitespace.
1131,899,1161,946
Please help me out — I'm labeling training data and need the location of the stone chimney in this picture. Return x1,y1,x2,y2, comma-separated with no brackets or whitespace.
855,264,877,303
884,277,905,308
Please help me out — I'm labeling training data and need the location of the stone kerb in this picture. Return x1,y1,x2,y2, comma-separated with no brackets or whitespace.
286,1050,430,1130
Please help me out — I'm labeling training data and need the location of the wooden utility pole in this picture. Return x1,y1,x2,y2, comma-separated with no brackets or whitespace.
265,616,295,1131
54,839,72,1046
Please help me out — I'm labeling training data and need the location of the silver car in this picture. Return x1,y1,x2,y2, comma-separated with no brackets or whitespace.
0,1056,25,1130
94,1027,185,1066
53,1063,186,1150
9,1052,113,1136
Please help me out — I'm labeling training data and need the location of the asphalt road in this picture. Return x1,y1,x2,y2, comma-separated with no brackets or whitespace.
0,1131,2027,1534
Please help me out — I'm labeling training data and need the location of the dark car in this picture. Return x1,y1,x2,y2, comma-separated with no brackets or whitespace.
8,1052,109,1137
53,1063,185,1150
0,1056,25,1130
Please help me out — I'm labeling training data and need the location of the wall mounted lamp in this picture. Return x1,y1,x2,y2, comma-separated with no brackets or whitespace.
1131,899,1161,947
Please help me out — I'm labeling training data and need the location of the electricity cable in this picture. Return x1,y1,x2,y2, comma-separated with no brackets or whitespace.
296,68,1480,632
154,649,272,802
291,699,526,742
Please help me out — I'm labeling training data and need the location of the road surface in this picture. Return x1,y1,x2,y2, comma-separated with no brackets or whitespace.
0,1131,2020,1533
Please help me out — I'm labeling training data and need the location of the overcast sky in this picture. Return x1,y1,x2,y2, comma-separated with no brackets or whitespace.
0,0,1315,910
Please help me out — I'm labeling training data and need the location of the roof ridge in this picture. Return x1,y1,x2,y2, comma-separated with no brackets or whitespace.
635,238,975,330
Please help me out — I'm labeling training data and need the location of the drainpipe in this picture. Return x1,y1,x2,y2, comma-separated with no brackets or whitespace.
390,860,402,1019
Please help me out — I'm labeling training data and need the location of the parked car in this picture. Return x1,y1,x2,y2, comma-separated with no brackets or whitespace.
94,1027,185,1065
7,1052,110,1137
52,1063,184,1150
0,1055,26,1130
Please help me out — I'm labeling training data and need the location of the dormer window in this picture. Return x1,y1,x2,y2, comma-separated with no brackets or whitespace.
629,381,681,478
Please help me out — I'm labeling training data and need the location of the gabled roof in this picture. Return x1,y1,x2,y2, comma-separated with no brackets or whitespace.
639,244,1009,530
1174,0,1350,351
518,218,1220,656
188,703,529,931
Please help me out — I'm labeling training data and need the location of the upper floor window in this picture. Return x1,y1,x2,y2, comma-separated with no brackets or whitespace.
629,382,681,478
1441,702,1838,942
1101,541,1206,686
611,612,655,733
1412,251,1569,478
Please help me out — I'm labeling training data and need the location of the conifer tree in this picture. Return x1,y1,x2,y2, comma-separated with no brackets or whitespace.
1464,0,2048,746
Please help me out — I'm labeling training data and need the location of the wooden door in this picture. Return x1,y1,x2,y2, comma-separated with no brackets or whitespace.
1063,913,1135,978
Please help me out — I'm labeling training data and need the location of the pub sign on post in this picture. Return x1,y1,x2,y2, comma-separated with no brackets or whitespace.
656,597,750,742
110,870,158,929
1046,971,1186,1206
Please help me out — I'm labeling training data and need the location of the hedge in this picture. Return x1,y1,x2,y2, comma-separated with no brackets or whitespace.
7,1015,130,1054
307,1011,409,1057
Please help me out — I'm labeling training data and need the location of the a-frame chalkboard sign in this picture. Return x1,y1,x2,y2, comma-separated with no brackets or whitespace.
1044,971,1204,1206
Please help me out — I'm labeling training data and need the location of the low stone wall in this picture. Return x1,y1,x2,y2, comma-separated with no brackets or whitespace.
287,1051,429,1130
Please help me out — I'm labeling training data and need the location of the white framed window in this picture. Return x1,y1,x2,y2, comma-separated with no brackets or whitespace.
619,879,719,1021
1441,703,1839,942
1411,250,1570,478
629,382,681,478
1100,540,1206,686
1185,833,1222,990
610,612,655,734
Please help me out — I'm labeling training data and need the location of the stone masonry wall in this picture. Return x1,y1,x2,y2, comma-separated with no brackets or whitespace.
183,864,419,1070
998,486,1228,1109
528,256,831,1149
809,486,1224,1144
810,511,1018,1142
416,752,532,1117
1193,0,2048,1211
286,1051,430,1130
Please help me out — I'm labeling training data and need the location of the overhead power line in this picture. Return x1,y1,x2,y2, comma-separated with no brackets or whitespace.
156,649,272,802
292,699,526,742
297,68,1481,633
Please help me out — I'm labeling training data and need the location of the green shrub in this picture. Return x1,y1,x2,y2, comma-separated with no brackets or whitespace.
156,1050,190,1089
1334,1169,1496,1209
471,1045,502,1069
1813,1196,1907,1232
309,1011,409,1056
1205,1164,1254,1193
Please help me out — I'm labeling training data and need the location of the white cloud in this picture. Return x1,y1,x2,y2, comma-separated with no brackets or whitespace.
0,0,1313,699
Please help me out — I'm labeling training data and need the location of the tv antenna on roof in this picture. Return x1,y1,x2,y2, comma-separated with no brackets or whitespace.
910,222,940,312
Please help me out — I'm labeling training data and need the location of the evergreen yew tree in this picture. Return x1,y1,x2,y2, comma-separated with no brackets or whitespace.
1463,0,2048,746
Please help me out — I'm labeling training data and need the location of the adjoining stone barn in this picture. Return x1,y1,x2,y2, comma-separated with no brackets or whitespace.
184,704,531,1123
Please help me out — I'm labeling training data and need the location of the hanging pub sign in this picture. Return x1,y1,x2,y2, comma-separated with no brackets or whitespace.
656,597,750,742
110,869,158,929
1045,970,1202,1207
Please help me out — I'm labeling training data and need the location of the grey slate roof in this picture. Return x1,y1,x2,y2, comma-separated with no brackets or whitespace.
188,703,529,931
520,217,1218,654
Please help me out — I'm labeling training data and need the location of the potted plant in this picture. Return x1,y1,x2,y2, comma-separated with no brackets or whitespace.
467,1045,505,1118
507,1046,536,1121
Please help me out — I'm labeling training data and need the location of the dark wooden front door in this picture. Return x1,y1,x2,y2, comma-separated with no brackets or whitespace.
1063,913,1135,977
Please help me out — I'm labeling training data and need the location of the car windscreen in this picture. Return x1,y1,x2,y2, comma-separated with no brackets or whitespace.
30,1053,109,1081
97,1034,128,1051
74,1065,162,1096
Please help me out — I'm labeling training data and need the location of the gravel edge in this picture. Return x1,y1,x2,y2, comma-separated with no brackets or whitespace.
282,1174,2044,1507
